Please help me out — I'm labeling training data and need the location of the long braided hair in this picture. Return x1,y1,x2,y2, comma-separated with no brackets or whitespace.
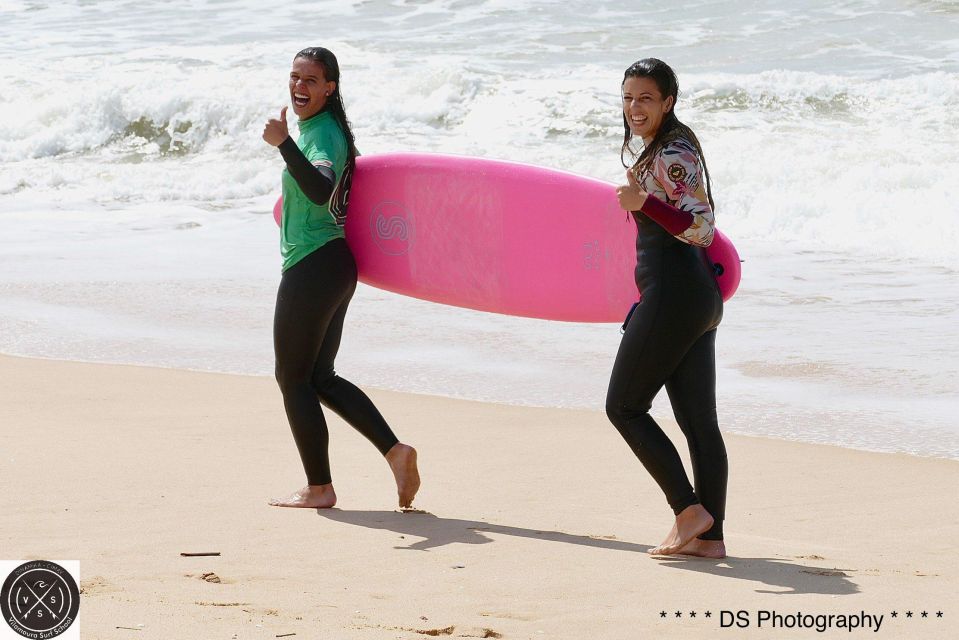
294,47,357,225
620,58,714,210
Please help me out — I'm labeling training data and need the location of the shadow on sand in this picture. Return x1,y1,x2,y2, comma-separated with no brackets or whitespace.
317,509,859,595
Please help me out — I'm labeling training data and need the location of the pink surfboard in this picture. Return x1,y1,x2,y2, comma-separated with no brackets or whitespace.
274,152,741,323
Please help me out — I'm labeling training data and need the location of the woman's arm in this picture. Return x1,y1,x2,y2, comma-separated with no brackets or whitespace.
277,137,336,205
262,106,336,205
643,139,715,247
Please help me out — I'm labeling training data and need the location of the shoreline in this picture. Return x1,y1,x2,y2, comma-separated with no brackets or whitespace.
1,350,954,464
2,353,956,639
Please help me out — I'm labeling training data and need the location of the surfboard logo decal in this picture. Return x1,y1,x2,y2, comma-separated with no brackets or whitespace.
370,201,414,256
376,215,408,241
583,239,601,271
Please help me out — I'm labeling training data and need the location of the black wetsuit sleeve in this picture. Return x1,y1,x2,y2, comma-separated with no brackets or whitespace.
277,136,336,205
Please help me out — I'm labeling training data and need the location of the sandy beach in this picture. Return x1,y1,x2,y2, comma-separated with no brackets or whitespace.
4,1,958,638
1,353,955,639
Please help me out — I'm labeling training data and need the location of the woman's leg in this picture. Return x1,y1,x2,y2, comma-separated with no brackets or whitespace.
606,297,701,515
664,329,727,558
606,294,718,554
307,249,420,508
310,275,399,456
272,241,355,493
289,241,419,507
666,329,727,540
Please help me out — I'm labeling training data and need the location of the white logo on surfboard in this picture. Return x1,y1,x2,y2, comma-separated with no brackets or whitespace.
370,201,414,256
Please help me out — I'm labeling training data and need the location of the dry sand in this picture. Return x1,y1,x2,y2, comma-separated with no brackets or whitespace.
2,355,956,639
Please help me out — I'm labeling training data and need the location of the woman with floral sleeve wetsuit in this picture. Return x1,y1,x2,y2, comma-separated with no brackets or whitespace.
608,58,727,558
262,47,420,510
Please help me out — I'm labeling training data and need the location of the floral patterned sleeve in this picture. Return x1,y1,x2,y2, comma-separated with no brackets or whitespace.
643,138,715,247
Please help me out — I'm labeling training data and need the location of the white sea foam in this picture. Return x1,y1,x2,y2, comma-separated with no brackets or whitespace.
3,56,956,265
1,0,957,458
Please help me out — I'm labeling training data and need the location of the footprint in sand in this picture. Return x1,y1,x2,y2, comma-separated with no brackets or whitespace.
79,576,115,595
184,572,228,584
801,569,851,577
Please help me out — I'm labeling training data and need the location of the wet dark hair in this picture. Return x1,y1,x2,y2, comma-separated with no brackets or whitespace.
294,47,357,224
621,58,714,210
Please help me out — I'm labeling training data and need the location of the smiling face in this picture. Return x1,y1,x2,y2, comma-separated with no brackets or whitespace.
289,57,336,120
622,76,674,144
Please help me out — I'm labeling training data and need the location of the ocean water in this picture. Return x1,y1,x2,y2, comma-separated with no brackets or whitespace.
1,0,957,458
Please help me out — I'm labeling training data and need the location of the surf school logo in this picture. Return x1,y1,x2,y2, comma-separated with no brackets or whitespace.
1,561,80,639
370,201,414,256
667,162,687,183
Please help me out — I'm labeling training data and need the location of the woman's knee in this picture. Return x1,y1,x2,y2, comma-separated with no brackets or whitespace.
311,366,336,399
275,362,310,396
605,394,650,429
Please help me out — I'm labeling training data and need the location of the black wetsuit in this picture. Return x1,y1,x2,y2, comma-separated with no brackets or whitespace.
605,211,726,540
273,128,398,486
274,238,399,485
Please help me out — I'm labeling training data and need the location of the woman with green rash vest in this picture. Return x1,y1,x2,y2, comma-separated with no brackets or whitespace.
262,47,420,509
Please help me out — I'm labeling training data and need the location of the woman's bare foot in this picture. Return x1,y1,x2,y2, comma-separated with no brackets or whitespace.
268,484,337,508
649,504,714,556
386,443,420,508
676,537,726,559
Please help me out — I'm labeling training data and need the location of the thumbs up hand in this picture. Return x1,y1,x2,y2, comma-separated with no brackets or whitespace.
262,106,290,147
616,168,649,211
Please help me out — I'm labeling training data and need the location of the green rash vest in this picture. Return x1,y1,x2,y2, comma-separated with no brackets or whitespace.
280,110,347,272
